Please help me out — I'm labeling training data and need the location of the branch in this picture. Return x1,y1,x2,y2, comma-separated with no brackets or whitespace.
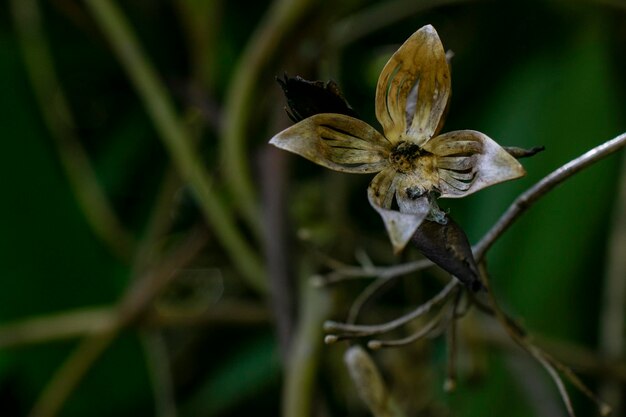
324,280,458,339
475,132,626,259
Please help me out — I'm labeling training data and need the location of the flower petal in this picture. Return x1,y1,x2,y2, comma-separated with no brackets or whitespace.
375,25,450,145
269,113,391,173
368,168,430,254
425,130,526,197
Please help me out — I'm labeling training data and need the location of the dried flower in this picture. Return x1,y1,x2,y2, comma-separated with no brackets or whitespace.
270,25,525,253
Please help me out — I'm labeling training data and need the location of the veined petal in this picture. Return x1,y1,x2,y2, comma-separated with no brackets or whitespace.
368,168,430,254
427,130,526,198
269,113,391,173
375,25,450,145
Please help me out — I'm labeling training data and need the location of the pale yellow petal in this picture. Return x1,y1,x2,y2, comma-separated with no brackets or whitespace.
269,113,391,173
368,168,430,254
428,130,526,198
375,25,450,144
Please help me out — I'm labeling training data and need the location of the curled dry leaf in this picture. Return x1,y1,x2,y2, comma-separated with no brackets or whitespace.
411,216,483,291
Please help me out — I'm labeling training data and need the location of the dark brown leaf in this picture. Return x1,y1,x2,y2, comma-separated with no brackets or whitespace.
411,216,483,291
277,74,359,122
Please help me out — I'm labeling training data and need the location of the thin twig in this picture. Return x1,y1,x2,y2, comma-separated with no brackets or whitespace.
475,132,626,259
528,345,577,417
83,0,267,293
316,258,433,285
324,280,458,337
367,305,448,350
347,277,393,324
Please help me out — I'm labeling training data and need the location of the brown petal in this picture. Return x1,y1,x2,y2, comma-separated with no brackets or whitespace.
269,113,391,173
375,25,450,145
368,168,430,254
427,130,526,197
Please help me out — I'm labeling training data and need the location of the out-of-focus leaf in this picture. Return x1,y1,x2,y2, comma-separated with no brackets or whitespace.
181,334,280,417
466,18,621,341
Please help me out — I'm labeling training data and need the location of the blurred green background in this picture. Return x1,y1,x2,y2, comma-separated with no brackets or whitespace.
0,0,625,416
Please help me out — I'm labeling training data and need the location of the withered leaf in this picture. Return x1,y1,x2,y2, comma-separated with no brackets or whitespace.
277,74,359,123
411,216,483,291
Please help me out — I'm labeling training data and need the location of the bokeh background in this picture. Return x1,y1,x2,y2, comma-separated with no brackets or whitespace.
1,0,625,416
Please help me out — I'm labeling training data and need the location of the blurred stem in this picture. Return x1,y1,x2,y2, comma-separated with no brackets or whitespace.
175,0,221,90
141,330,178,417
598,149,626,414
29,230,208,417
0,307,115,348
83,0,267,293
0,300,270,349
330,0,476,47
29,331,117,417
261,145,295,361
221,0,313,236
283,272,331,417
10,0,135,261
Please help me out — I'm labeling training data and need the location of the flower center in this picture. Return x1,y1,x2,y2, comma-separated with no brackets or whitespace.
389,141,432,173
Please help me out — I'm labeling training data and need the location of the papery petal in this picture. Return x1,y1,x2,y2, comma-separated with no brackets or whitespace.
375,25,450,145
368,168,430,254
424,130,526,198
269,113,391,173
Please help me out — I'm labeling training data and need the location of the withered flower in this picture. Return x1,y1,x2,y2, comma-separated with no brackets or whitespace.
270,25,525,253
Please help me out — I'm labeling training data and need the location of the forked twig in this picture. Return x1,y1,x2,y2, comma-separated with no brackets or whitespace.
322,133,625,417
324,280,458,346
367,301,451,350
